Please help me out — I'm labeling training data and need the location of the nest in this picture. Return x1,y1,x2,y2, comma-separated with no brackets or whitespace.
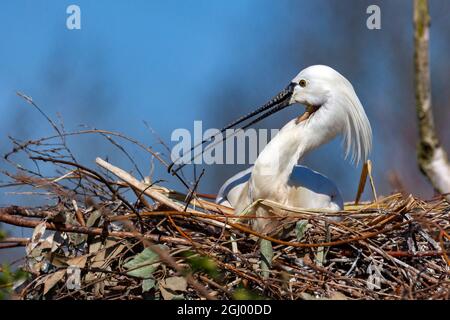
0,103,449,300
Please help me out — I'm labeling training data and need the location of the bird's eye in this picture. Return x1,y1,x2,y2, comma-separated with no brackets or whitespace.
299,79,307,87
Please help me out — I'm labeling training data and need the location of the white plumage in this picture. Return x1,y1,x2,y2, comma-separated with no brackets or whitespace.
216,65,372,234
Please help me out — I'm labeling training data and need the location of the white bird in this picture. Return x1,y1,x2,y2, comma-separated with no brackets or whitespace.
216,65,372,234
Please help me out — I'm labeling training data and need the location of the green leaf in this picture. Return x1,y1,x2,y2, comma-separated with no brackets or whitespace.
142,278,156,292
295,220,309,241
0,264,12,285
0,265,28,300
232,288,265,300
183,251,219,279
123,245,167,278
315,246,325,266
260,239,273,279
12,268,29,282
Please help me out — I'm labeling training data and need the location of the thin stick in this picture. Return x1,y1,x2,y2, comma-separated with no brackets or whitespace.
355,161,369,205
96,157,193,213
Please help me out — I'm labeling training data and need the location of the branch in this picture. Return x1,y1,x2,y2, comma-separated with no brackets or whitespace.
95,157,233,215
0,206,191,246
414,0,450,201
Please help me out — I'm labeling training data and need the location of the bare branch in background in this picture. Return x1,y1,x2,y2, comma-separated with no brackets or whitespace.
414,0,450,201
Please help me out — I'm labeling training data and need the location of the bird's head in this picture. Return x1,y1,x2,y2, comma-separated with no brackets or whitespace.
252,65,372,165
288,65,372,164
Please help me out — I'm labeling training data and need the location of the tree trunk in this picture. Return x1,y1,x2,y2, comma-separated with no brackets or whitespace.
414,0,450,201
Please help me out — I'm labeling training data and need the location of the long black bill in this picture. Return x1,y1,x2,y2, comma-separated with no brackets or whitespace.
168,82,296,174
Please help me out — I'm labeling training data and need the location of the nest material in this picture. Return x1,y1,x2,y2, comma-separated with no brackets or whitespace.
0,119,449,300
1,175,449,300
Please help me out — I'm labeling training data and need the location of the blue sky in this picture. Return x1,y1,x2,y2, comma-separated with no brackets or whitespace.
1,1,450,253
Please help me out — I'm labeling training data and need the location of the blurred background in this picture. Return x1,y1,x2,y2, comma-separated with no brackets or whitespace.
1,0,450,263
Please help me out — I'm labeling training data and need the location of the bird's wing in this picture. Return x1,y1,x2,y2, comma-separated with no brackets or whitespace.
216,165,343,210
288,165,344,209
216,166,253,207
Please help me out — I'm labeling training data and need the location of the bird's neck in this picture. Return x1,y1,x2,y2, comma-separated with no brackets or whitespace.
251,117,335,199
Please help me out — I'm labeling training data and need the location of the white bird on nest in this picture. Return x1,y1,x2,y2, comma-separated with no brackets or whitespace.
169,65,372,274
215,65,372,257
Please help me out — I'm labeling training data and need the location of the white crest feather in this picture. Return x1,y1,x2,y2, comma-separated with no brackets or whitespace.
337,76,372,165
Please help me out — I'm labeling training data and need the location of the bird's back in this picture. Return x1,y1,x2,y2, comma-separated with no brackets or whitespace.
287,165,343,211
216,165,343,211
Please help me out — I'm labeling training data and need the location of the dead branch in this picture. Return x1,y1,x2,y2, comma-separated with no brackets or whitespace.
0,206,191,246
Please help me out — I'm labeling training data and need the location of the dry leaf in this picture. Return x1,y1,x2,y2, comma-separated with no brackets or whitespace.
67,255,88,268
89,237,103,254
86,210,102,227
40,234,54,250
159,286,174,300
43,270,66,295
161,276,187,292
26,222,46,255
329,291,349,300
